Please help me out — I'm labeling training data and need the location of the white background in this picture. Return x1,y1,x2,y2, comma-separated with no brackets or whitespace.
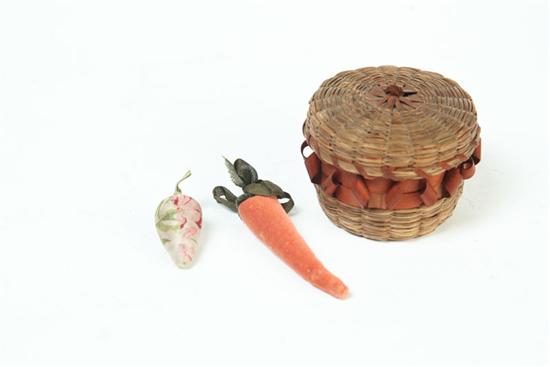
0,1,548,366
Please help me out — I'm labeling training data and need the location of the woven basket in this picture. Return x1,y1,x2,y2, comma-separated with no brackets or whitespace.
301,66,481,240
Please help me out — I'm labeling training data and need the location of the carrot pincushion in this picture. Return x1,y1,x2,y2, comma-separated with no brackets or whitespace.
213,158,349,299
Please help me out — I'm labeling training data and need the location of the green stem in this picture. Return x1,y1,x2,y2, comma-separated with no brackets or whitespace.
175,170,192,193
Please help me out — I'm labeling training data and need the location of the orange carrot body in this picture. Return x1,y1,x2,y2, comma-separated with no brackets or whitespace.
238,195,348,299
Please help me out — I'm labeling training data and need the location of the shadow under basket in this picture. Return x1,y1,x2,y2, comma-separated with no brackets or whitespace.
315,183,463,241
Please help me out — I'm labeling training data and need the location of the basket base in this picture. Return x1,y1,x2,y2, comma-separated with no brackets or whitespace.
315,183,463,241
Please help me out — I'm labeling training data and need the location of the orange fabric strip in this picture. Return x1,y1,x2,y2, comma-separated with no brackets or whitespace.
301,141,481,210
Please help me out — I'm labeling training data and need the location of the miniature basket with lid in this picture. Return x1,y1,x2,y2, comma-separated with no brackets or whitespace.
301,66,481,240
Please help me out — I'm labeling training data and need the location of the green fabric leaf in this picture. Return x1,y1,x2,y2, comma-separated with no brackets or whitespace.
212,186,238,212
234,159,258,185
213,157,295,215
243,182,272,196
277,191,294,213
224,156,245,187
260,180,284,196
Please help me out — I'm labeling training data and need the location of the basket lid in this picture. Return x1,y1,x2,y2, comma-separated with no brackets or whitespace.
303,66,481,180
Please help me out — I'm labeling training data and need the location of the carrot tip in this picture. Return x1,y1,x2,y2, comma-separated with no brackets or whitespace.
334,285,350,300
324,279,349,299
